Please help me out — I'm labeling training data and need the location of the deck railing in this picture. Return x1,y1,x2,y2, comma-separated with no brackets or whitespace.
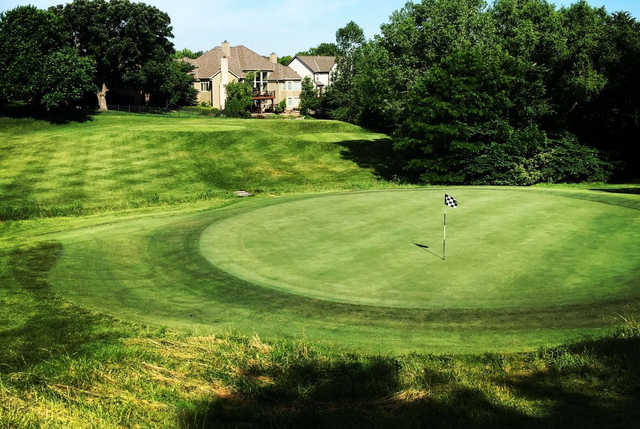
252,90,275,98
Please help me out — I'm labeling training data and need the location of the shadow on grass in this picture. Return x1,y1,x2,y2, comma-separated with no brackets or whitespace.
336,139,414,183
0,103,94,124
414,242,443,260
178,335,640,428
590,187,640,195
0,242,123,373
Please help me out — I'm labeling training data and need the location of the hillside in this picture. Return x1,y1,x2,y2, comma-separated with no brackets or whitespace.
0,112,392,220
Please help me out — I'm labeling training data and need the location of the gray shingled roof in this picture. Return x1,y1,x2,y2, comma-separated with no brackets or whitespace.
190,45,300,81
270,62,301,80
295,56,336,73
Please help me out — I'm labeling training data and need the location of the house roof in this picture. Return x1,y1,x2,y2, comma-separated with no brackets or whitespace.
269,62,301,80
190,44,300,81
294,56,336,73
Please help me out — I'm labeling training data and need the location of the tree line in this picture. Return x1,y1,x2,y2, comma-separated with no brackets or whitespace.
315,0,640,183
0,0,196,112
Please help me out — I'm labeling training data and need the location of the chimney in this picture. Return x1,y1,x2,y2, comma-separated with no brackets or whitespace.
220,55,229,110
270,52,277,64
221,40,230,58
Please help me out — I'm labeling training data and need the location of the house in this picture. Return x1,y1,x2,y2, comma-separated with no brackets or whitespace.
187,41,303,112
288,56,337,93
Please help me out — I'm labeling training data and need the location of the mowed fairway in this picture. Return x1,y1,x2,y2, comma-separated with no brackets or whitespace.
45,187,640,354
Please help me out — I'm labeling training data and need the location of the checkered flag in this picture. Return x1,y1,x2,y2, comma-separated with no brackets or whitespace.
444,194,458,208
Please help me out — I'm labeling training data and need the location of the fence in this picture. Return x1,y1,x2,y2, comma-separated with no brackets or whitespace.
107,105,170,114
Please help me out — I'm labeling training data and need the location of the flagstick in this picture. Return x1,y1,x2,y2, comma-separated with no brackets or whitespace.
443,202,447,261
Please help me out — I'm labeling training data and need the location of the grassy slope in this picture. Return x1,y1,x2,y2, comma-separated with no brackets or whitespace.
0,112,391,220
1,112,640,427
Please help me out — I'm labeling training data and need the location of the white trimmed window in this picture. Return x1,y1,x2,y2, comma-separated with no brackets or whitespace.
200,80,211,91
253,71,268,93
280,82,285,91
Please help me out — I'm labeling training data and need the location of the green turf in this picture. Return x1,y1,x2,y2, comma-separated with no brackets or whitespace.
2,112,640,426
200,188,640,309
0,112,390,220
32,187,638,354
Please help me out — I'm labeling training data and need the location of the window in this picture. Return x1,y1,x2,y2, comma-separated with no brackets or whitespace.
280,82,285,91
200,80,211,91
253,71,268,94
287,81,292,90
287,97,292,107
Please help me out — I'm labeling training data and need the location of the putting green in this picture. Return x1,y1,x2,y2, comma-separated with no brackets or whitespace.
47,188,640,353
201,189,640,309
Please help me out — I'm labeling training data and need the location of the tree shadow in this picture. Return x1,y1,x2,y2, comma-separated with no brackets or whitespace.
590,187,640,195
0,242,123,373
0,103,94,124
336,139,416,183
178,333,640,429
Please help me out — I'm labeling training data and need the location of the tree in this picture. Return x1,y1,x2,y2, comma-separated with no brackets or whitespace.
299,77,318,115
52,0,174,111
141,60,196,107
278,55,293,66
395,43,549,184
297,42,338,57
224,75,253,117
326,21,366,122
172,48,202,59
0,6,96,111
40,48,96,111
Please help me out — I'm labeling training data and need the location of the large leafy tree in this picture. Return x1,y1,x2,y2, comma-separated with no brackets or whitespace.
40,48,96,111
573,11,640,176
172,48,202,60
51,0,174,111
297,42,338,57
325,21,366,122
140,60,197,107
322,0,618,184
0,6,95,111
396,44,549,184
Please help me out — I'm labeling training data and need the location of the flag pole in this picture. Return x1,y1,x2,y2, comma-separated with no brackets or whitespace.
443,197,446,261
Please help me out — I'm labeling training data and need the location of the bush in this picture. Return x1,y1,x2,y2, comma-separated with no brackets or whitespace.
530,135,612,183
274,99,286,114
223,76,253,118
462,133,611,185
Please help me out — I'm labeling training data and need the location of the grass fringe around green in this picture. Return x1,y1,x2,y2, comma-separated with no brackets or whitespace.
1,241,640,428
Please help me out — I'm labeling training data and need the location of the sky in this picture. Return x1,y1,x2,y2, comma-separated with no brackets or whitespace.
0,0,638,57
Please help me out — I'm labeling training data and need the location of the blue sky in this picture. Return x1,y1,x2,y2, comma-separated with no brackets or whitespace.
0,0,638,57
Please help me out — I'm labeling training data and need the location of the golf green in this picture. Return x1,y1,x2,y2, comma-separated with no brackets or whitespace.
47,188,640,353
201,189,640,309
